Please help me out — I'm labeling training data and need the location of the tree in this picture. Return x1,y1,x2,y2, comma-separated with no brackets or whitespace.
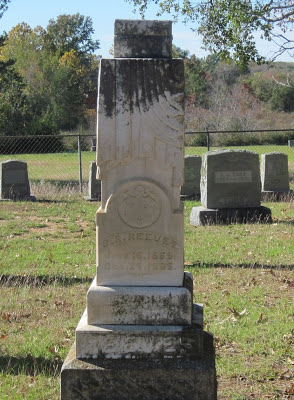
0,50,30,135
172,44,190,59
184,55,211,107
0,15,100,136
45,13,100,59
0,0,10,20
125,0,294,70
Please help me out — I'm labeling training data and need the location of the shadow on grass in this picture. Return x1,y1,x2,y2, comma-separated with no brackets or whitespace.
1,199,77,204
272,220,294,225
186,262,294,270
0,355,63,377
0,274,93,287
36,199,81,204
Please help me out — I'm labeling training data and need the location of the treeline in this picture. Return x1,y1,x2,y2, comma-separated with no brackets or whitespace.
1,16,294,148
0,13,99,140
179,49,294,144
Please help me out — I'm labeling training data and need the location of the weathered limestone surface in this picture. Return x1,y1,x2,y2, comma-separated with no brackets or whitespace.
181,155,201,198
76,304,203,360
114,19,172,58
201,150,261,209
96,180,184,286
96,48,185,287
84,161,101,201
0,160,33,200
62,331,217,400
87,278,192,325
261,152,290,192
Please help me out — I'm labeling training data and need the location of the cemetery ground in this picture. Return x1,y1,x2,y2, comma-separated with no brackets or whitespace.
0,198,293,400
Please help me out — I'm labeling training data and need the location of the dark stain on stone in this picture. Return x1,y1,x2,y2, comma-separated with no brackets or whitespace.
99,59,116,118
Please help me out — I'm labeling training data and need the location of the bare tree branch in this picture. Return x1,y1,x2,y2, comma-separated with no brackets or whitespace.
272,74,293,88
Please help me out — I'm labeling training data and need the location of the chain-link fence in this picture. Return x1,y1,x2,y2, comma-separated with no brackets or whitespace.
0,134,96,200
0,130,293,200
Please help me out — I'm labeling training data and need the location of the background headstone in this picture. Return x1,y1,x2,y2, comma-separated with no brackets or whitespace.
261,152,289,191
0,160,34,201
261,152,293,200
190,150,271,225
201,149,261,209
288,140,294,147
181,155,201,198
84,161,101,201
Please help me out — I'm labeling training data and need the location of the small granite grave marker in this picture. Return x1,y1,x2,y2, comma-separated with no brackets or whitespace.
0,160,35,201
190,150,271,225
181,155,201,198
61,19,216,400
261,152,292,199
84,161,101,201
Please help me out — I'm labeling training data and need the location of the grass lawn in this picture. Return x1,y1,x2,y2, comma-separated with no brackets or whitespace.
0,198,293,399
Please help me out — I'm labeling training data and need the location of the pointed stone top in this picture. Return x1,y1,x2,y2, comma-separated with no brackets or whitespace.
114,19,172,58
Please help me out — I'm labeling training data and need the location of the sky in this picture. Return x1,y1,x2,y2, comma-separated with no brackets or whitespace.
1,0,293,62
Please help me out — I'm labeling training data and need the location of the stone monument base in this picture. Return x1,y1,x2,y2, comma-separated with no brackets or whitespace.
83,195,101,201
190,206,272,226
261,190,294,201
0,195,36,202
61,331,217,400
75,309,203,359
180,193,200,201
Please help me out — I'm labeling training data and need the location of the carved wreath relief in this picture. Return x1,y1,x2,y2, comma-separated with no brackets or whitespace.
118,184,161,228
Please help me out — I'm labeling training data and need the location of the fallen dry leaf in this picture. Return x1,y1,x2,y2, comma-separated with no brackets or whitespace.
49,345,59,354
229,307,240,318
257,313,263,323
286,382,294,394
0,333,8,339
2,313,11,321
229,308,247,318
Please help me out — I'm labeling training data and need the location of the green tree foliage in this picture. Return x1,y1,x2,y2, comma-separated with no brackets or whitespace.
126,0,294,70
184,55,210,107
0,14,100,137
0,54,30,135
248,69,294,112
0,0,10,19
45,14,100,58
172,44,190,59
270,85,294,111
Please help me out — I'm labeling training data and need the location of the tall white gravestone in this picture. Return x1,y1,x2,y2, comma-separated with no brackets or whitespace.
61,20,216,400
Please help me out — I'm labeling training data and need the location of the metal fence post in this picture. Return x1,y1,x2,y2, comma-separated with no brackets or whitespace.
206,129,210,151
78,135,83,193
